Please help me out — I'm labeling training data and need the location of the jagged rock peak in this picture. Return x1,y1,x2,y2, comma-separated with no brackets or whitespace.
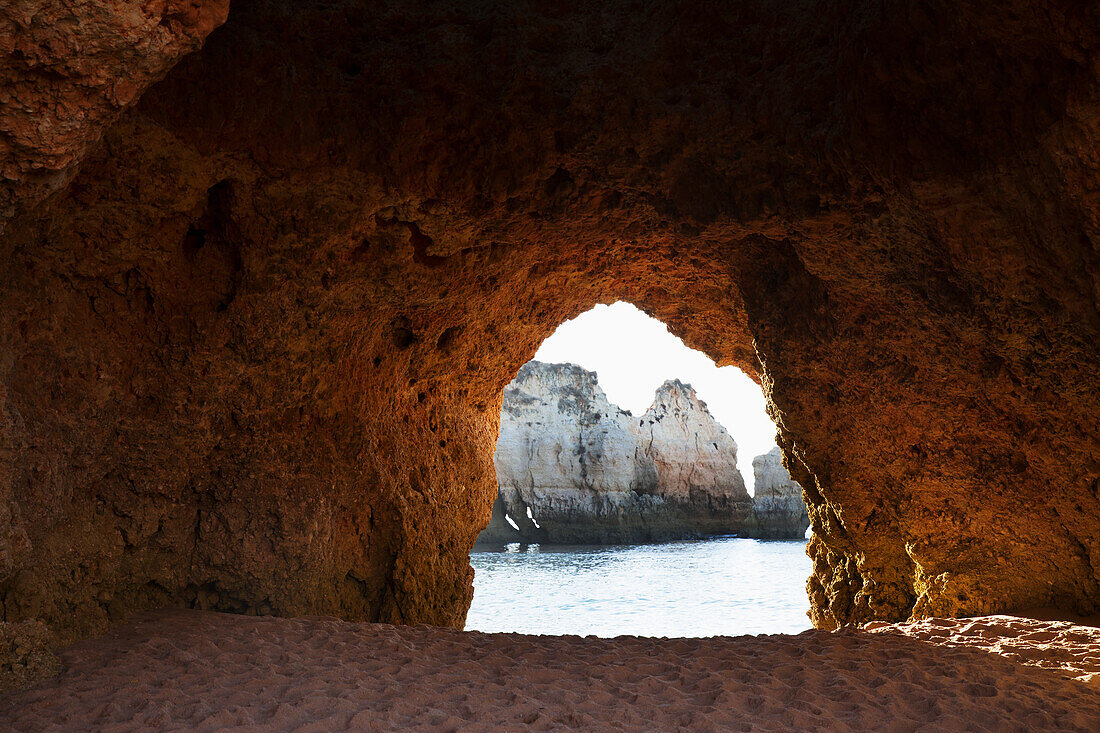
646,378,728,428
507,364,727,431
483,360,752,545
649,379,701,409
512,360,598,388
504,361,624,423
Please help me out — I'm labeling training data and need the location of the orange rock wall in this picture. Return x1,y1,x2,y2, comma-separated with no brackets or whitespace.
0,0,229,224
1,0,1098,657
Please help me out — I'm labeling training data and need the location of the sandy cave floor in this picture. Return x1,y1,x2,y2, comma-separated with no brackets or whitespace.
1,609,1099,732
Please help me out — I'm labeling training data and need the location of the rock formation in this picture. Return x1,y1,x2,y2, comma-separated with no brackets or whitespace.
479,362,752,545
1,0,1099,680
0,0,230,226
740,448,812,540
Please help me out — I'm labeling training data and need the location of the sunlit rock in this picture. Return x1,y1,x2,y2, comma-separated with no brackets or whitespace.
481,362,752,544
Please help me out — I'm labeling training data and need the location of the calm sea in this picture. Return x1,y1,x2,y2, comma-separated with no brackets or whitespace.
466,536,812,638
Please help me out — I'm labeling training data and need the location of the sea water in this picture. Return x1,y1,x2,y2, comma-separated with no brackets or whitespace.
466,536,812,638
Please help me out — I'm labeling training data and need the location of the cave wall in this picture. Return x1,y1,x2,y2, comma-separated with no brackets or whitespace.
1,0,1098,658
0,0,229,225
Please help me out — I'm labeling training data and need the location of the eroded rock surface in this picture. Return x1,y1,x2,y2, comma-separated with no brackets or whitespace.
0,0,229,226
0,619,58,694
0,0,1098,671
741,447,811,540
480,361,751,545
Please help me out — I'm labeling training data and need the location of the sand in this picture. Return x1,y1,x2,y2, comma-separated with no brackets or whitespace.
1,610,1098,732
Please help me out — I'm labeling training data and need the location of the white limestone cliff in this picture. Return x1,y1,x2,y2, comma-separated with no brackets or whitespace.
740,447,811,539
479,361,752,544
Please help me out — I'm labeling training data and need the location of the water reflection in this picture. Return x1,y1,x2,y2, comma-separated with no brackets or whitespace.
467,536,812,638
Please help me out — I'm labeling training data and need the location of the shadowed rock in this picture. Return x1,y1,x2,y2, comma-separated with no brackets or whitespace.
741,447,812,540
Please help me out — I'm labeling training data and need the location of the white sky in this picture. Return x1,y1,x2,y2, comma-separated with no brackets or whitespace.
533,302,778,493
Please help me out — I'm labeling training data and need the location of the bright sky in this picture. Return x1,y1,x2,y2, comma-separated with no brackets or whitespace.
533,302,778,493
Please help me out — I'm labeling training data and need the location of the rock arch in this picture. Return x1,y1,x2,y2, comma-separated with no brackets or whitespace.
1,0,1098,658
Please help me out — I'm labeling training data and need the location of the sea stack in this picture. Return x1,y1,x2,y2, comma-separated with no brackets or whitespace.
740,447,812,539
480,361,752,544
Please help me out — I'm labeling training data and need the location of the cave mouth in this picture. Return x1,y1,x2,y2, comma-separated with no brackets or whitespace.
524,301,777,491
2,0,1099,692
465,302,814,637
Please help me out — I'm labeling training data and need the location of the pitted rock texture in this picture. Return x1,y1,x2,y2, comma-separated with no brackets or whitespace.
741,447,811,540
1,0,1099,668
0,0,229,226
0,619,58,694
479,361,751,545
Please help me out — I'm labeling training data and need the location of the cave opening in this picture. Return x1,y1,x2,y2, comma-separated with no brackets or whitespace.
2,2,1100,719
465,302,813,637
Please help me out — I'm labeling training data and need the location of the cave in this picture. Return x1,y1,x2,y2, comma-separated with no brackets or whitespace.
2,0,1099,678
